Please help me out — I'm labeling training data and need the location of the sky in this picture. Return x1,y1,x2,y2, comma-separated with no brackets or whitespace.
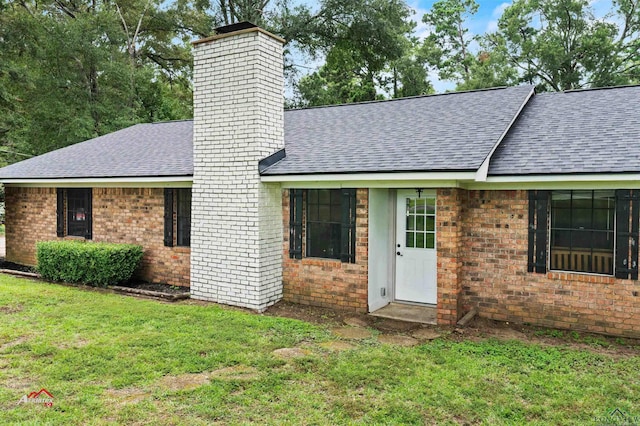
290,0,616,93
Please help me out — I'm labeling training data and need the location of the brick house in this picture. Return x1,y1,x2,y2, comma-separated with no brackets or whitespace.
1,23,639,337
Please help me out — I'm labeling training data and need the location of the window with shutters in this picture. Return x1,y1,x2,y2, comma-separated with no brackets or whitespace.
306,189,342,259
529,189,639,278
550,191,615,275
289,189,356,263
164,188,191,247
57,188,92,239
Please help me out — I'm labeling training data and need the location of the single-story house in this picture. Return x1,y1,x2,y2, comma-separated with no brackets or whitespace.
1,23,639,337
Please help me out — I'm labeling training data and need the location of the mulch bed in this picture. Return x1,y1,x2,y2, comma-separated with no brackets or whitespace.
118,281,190,295
0,260,38,274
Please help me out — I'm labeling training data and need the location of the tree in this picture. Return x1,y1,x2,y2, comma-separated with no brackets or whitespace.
218,0,270,26
420,0,516,90
0,0,211,164
421,0,478,84
288,0,416,107
489,0,639,91
389,51,435,98
454,44,519,91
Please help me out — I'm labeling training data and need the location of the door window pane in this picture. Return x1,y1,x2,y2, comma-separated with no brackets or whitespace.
404,196,436,250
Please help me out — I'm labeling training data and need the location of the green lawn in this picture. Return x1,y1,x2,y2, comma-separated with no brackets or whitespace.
0,275,639,425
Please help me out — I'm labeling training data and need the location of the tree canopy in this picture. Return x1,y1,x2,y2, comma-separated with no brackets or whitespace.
0,0,638,164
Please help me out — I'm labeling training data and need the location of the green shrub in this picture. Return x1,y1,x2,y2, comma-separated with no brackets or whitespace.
36,240,143,287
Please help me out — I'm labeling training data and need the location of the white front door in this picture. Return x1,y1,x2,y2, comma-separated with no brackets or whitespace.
395,190,437,305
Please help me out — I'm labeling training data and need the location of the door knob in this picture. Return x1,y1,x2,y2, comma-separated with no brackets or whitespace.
396,251,403,256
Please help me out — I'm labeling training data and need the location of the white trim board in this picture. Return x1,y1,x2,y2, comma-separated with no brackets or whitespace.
2,176,193,188
261,171,477,188
263,172,640,190
4,172,639,190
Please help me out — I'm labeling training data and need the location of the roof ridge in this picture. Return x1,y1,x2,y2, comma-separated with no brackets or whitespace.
149,119,194,124
285,85,532,112
545,83,640,95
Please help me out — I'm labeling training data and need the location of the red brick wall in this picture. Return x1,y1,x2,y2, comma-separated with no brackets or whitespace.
461,189,640,338
5,187,57,265
437,188,465,324
282,189,368,312
5,186,190,287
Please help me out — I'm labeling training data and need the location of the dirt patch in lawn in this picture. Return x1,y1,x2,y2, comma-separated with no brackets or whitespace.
210,365,260,381
157,372,210,392
377,335,420,347
265,301,640,357
0,336,30,351
104,387,151,406
331,327,374,340
55,337,91,350
0,304,23,314
272,347,312,359
264,301,350,327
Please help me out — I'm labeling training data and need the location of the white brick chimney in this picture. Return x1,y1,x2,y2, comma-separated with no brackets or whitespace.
190,24,285,311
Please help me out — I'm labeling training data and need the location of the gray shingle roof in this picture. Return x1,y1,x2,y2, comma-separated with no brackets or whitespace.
263,85,534,175
2,84,637,181
0,121,193,179
489,85,640,175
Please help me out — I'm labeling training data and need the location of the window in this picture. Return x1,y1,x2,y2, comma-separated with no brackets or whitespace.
289,189,356,262
176,189,191,247
306,189,342,259
529,189,639,279
550,190,615,275
56,188,92,239
164,188,191,247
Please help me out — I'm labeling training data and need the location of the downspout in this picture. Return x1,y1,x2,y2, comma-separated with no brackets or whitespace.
475,86,536,182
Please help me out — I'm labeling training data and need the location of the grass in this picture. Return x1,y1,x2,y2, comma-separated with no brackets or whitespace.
0,276,639,425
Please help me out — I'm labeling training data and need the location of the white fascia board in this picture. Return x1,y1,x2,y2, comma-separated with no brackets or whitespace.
2,176,193,188
260,171,477,188
475,86,536,182
466,174,640,190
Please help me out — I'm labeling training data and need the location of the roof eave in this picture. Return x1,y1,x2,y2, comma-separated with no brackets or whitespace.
466,172,640,190
2,175,193,187
261,171,477,188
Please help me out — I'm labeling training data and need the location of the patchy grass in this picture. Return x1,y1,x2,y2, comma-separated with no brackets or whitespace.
0,224,4,236
0,275,639,425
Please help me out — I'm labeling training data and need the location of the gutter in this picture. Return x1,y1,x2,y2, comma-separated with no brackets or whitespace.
1,176,193,187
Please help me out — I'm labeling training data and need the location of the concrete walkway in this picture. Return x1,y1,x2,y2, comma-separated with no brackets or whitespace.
0,236,5,258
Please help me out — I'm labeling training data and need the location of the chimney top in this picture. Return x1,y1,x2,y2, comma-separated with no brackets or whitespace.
193,21,285,46
215,21,257,34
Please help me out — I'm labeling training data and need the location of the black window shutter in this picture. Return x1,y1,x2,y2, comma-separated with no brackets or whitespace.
164,189,174,247
56,188,64,237
84,189,92,240
340,189,357,263
615,190,634,279
527,191,535,273
289,189,303,259
631,191,639,280
528,190,548,274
